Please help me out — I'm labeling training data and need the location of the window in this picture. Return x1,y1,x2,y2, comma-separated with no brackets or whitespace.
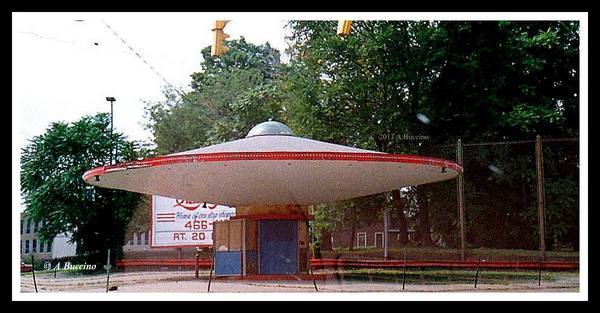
356,232,367,248
26,219,31,234
39,241,44,253
374,232,384,248
20,220,23,234
20,241,23,254
32,240,37,253
144,232,149,245
46,241,52,253
33,220,39,233
137,232,142,245
25,240,30,253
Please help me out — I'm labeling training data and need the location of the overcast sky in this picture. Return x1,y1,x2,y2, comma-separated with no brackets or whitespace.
14,12,587,151
12,12,291,151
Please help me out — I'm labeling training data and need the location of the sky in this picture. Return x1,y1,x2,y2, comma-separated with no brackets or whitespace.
14,12,588,151
12,12,291,150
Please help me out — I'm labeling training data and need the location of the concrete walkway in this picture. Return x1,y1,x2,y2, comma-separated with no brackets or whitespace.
21,270,579,293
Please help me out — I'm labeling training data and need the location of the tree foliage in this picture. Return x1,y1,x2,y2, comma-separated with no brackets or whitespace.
144,21,580,251
145,37,287,155
286,20,579,250
20,113,143,264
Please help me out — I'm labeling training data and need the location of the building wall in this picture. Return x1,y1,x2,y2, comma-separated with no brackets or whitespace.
123,231,151,252
52,233,77,259
20,212,74,261
330,223,415,249
122,230,198,259
19,212,189,262
325,210,416,250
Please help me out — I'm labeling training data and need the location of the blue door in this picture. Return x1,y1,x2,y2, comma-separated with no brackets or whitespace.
259,220,298,274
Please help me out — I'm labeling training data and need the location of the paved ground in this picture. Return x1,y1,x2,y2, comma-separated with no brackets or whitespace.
21,270,579,293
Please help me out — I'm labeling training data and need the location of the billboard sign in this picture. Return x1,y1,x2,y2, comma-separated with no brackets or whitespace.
151,195,236,248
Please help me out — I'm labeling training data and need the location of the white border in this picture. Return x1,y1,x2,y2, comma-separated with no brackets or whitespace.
13,11,588,301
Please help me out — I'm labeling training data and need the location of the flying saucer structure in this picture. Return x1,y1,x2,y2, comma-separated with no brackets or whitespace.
84,121,461,277
83,121,461,207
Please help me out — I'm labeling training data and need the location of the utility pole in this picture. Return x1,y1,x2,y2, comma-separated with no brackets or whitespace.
535,135,546,261
195,248,200,279
456,139,466,261
105,249,111,292
31,254,38,293
105,97,116,164
383,208,389,260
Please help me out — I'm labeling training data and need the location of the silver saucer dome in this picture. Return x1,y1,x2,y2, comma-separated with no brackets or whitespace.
246,121,293,138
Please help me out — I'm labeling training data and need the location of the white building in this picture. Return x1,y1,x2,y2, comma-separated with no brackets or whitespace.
51,232,77,259
20,212,77,261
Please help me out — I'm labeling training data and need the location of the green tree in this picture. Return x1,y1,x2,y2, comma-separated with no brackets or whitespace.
143,21,579,251
426,21,579,249
145,38,287,154
286,20,448,246
285,20,579,249
191,37,281,89
20,113,143,265
426,21,578,142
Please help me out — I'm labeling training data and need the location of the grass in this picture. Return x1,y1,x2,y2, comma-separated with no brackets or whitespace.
321,247,579,262
329,268,578,285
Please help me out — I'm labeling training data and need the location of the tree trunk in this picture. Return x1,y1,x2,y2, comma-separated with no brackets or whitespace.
314,236,322,259
349,223,356,251
416,185,434,246
320,230,332,251
392,189,409,245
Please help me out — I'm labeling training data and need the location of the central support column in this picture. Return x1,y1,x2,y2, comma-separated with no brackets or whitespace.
214,205,311,277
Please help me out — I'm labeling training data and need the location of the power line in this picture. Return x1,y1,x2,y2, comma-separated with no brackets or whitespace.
20,31,78,45
101,21,184,95
100,20,221,122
